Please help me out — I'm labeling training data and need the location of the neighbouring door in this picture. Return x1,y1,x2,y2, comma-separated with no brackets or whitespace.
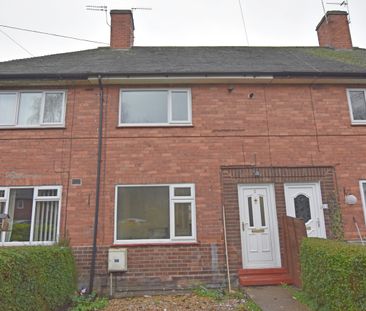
284,183,326,238
238,184,281,269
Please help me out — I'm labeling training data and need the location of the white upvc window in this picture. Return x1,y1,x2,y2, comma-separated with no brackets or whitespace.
0,186,61,246
0,91,66,128
119,89,192,126
115,184,196,244
347,89,366,125
359,181,366,225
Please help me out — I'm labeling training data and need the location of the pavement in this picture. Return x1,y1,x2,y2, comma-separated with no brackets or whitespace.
244,286,310,311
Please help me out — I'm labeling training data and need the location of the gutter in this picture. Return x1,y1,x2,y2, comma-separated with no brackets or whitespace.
89,75,104,293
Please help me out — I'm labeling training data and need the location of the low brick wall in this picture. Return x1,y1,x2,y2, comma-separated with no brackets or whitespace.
73,243,227,295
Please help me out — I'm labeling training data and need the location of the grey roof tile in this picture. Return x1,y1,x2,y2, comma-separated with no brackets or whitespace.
0,46,365,79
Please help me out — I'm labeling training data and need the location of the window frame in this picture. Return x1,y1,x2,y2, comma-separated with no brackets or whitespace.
0,90,67,128
118,88,192,127
347,88,366,125
114,183,196,244
359,180,366,225
0,185,62,246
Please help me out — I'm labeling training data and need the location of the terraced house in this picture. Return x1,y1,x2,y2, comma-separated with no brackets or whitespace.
1,10,366,294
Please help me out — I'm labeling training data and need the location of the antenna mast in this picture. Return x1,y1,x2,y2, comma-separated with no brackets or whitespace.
86,5,110,26
326,1,351,22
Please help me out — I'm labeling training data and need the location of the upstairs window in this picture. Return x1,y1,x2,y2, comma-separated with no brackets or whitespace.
0,91,66,128
347,89,366,124
119,89,192,126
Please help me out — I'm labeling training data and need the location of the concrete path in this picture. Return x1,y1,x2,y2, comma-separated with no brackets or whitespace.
244,286,310,311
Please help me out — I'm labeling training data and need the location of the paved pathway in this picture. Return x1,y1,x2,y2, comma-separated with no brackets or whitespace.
244,286,310,311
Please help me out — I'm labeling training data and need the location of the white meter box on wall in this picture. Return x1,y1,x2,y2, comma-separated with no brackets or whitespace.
108,248,127,272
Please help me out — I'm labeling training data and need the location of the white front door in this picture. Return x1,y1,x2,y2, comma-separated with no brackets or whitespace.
238,184,281,269
284,183,326,238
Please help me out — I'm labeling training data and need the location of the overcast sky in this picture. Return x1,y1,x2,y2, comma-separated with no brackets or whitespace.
0,0,365,62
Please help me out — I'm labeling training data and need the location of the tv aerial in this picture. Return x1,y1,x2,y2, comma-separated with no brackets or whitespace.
86,5,110,26
321,0,351,23
86,5,152,27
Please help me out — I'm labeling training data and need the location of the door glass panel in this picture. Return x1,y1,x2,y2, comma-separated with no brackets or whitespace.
259,196,266,226
294,194,311,223
248,196,254,227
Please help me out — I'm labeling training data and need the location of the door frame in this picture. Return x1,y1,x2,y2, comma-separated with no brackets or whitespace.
237,183,282,269
284,182,326,238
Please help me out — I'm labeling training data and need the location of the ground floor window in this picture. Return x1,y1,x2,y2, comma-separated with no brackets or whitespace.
360,181,366,225
0,186,61,244
115,184,196,243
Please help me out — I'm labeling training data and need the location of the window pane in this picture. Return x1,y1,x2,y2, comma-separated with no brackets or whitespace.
0,190,5,198
43,93,63,123
174,187,191,197
0,93,17,125
117,186,170,240
121,91,168,123
33,201,59,242
174,202,192,237
18,93,42,125
0,202,6,242
171,91,189,121
350,91,366,120
7,189,33,242
38,189,58,197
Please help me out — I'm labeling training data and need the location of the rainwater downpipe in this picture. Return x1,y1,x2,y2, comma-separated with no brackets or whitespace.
220,170,232,292
89,75,104,293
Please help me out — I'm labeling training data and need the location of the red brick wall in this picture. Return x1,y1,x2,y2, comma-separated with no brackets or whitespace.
1,83,366,291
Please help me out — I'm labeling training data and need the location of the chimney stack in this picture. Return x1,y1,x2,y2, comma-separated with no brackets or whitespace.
316,11,352,49
110,10,134,49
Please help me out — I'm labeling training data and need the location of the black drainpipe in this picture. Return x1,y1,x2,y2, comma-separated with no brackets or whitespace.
89,75,104,293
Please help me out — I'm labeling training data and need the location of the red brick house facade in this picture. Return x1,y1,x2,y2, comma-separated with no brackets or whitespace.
1,10,366,294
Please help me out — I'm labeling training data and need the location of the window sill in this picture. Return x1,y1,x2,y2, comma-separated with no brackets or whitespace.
0,125,66,130
0,241,56,246
351,122,366,126
117,124,193,128
112,241,198,247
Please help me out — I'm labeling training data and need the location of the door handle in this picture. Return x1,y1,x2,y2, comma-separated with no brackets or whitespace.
242,222,248,231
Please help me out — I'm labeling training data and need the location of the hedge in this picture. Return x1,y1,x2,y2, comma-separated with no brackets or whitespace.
0,246,77,311
301,238,366,311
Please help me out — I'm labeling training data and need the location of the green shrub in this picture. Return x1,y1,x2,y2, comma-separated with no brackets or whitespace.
301,238,366,311
0,246,77,311
70,292,108,311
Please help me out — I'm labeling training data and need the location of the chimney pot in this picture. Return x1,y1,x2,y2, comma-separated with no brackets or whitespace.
316,11,352,49
110,10,134,49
